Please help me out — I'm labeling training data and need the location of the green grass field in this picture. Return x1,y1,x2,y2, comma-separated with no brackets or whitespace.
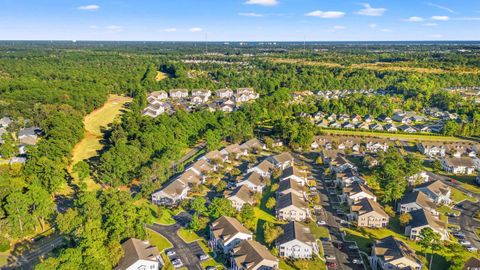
451,188,476,203
147,229,172,252
177,228,202,243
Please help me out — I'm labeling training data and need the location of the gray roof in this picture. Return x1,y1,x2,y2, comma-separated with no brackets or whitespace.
408,209,444,231
276,221,315,245
276,192,307,210
400,191,436,210
373,236,421,266
117,238,160,270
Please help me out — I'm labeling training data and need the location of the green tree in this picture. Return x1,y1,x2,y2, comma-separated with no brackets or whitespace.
0,133,16,159
418,227,443,270
189,197,208,216
73,161,91,181
266,197,276,210
27,185,55,231
263,222,283,244
208,198,236,219
399,213,412,226
239,204,256,229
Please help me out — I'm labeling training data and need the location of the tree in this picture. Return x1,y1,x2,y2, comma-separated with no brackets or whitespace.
4,192,35,237
418,227,443,270
0,133,16,158
239,204,256,230
27,185,55,231
189,197,208,216
208,198,236,219
399,213,412,226
205,130,222,151
189,213,201,231
73,161,91,181
384,205,395,217
264,222,283,244
266,198,276,210
270,183,279,192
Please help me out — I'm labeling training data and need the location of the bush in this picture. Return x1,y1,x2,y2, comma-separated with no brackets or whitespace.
0,236,10,252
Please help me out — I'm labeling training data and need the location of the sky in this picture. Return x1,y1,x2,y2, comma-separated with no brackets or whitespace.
1,0,480,41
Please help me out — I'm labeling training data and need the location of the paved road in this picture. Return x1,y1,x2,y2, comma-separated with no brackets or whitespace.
172,142,206,170
452,200,480,249
147,223,204,270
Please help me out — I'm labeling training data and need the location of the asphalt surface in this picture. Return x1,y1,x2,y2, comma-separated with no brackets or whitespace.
147,223,204,270
452,200,480,249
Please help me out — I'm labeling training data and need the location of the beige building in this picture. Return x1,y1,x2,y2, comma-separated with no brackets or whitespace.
276,193,309,222
231,240,279,270
350,198,389,228
370,236,422,270
210,216,253,253
226,185,256,211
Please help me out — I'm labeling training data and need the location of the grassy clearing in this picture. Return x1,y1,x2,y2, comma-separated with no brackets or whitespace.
155,71,169,81
437,205,460,216
451,188,476,203
0,252,8,267
306,222,330,239
147,229,172,252
154,207,176,225
177,228,202,243
321,129,465,142
253,207,278,224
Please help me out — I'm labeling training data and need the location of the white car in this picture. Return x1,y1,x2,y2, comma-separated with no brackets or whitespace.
172,259,183,268
460,240,471,246
317,220,327,226
199,254,209,261
352,259,362,264
467,246,478,252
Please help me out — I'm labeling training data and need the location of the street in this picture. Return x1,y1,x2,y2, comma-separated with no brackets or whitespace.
452,200,480,249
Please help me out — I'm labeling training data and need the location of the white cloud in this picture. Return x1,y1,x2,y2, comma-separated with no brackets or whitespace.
189,27,203,32
105,25,122,33
424,22,438,26
161,28,177,32
431,15,449,21
380,28,392,32
406,16,424,22
239,12,264,17
333,25,346,30
369,23,377,28
356,3,386,16
78,5,100,11
427,3,455,14
245,0,278,6
89,25,99,29
305,10,345,19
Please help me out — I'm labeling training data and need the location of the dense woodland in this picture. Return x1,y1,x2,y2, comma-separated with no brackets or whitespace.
0,42,479,269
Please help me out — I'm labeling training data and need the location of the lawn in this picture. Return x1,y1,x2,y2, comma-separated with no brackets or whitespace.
306,222,330,239
280,257,326,270
147,229,172,252
321,129,465,142
177,228,202,243
152,206,176,225
444,174,480,194
451,188,476,203
155,71,169,81
437,205,460,216
253,207,278,223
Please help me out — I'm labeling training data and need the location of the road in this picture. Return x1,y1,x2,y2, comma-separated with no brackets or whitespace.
147,223,204,270
295,152,365,270
172,142,206,170
452,200,480,249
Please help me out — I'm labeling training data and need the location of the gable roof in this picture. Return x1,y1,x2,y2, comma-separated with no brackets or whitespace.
242,171,265,186
443,157,475,168
408,209,445,231
117,238,159,269
351,198,388,218
343,182,375,198
278,179,304,194
280,166,306,180
400,191,436,210
374,236,420,266
273,152,293,164
253,159,275,174
415,180,450,197
464,257,480,269
232,240,278,270
156,179,187,198
241,138,264,150
276,221,315,245
227,185,255,204
211,216,252,243
276,192,307,210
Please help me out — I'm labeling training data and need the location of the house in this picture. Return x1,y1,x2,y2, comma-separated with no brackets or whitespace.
447,143,470,158
151,179,188,206
342,122,355,129
221,144,248,160
364,115,374,123
234,88,258,103
237,172,266,193
201,150,229,164
276,193,309,222
351,114,363,123
370,236,422,270
231,240,279,270
357,122,370,130
413,180,451,204
441,157,476,175
338,139,361,152
0,117,12,128
398,125,417,133
338,114,350,122
413,124,431,133
464,257,480,270
177,169,203,186
226,185,256,211
247,159,275,178
342,182,377,205
350,198,389,228
220,103,235,113
397,191,438,216
327,113,337,122
191,89,212,103
241,138,266,152
336,168,365,187
276,222,318,259
369,123,384,131
407,171,430,186
148,90,168,101
366,140,389,153
316,119,330,128
116,238,163,270
330,155,357,173
404,209,448,241
216,88,234,99
384,123,398,132
210,216,253,253
187,159,216,180
277,179,305,197
169,88,189,99
377,114,392,123
417,142,446,157
280,166,307,186
269,152,294,170
321,150,344,165
392,112,412,124
143,102,168,117
18,127,40,145
329,121,342,128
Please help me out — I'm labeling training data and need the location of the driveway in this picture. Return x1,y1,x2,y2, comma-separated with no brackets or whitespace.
452,200,480,249
147,223,205,270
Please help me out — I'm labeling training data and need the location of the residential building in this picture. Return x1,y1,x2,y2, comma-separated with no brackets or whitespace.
369,123,384,131
370,236,422,270
398,125,416,133
148,90,168,101
366,140,389,153
406,171,430,186
384,123,398,132
413,180,451,204
0,117,12,128
226,185,256,211
18,127,40,145
241,138,266,152
350,198,389,228
151,179,188,206
143,102,169,117
377,114,392,123
464,257,480,270
276,222,318,259
342,182,377,205
397,191,438,216
237,172,266,193
169,88,189,99
417,142,446,157
276,193,309,222
201,150,229,164
330,155,357,173
277,179,305,197
247,159,275,178
280,166,307,186
441,157,476,175
231,240,279,270
405,209,448,241
216,88,234,99
210,216,253,253
336,168,365,187
268,152,294,170
116,238,163,270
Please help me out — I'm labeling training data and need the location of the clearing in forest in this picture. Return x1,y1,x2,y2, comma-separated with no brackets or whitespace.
155,71,169,81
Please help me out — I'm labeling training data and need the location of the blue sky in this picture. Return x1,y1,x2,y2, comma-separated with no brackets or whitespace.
1,0,479,41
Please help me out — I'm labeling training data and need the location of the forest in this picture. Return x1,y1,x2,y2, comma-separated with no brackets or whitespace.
0,41,479,269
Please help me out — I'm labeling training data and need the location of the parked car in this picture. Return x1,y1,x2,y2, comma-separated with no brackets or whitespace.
348,245,358,250
199,254,209,261
166,250,176,257
352,259,362,264
460,240,471,246
467,246,478,252
309,186,317,191
325,255,336,261
317,220,327,226
448,212,460,217
205,267,216,270
172,259,183,268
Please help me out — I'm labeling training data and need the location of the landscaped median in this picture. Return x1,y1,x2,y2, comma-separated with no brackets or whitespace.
147,229,172,252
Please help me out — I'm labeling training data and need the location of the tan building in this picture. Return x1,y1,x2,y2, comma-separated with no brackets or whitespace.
226,185,256,211
231,240,279,270
276,193,309,222
370,236,422,270
350,198,389,228
210,216,253,253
